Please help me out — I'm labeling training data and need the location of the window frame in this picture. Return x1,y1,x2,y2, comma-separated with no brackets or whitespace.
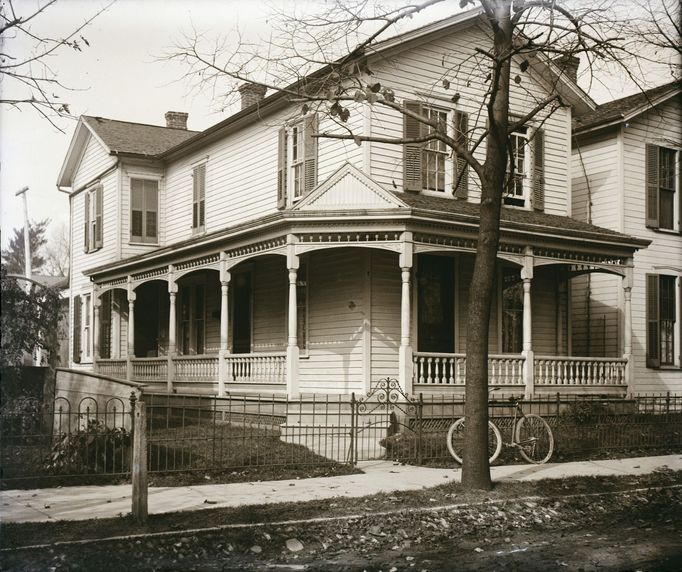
192,163,206,234
421,106,450,193
646,273,681,369
129,176,159,245
646,144,680,232
82,294,92,362
282,114,318,206
83,184,103,253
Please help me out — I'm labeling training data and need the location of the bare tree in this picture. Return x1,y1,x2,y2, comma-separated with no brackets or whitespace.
0,0,114,131
43,222,70,277
168,0,663,490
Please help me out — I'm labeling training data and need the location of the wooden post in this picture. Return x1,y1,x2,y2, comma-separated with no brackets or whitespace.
219,255,230,396
126,279,136,382
286,236,300,397
398,232,414,395
521,251,534,399
131,399,147,523
92,293,101,373
622,261,633,392
168,267,177,394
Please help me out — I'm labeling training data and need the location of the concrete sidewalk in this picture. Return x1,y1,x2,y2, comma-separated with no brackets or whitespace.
2,455,680,524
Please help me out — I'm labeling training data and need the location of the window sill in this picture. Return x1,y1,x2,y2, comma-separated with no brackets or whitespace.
420,189,453,198
128,241,159,247
191,229,206,237
85,247,103,254
649,227,682,236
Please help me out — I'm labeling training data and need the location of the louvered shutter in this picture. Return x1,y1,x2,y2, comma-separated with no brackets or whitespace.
277,127,288,209
453,110,469,199
95,185,103,249
532,127,545,211
83,192,90,252
645,144,660,228
403,101,423,192
646,274,660,368
73,295,82,363
303,114,318,195
99,291,111,359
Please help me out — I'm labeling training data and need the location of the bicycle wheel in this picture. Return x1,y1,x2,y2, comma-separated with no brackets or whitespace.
446,418,502,465
515,414,554,464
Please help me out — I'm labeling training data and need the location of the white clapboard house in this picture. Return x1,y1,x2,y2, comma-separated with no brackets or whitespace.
58,9,655,399
572,80,682,394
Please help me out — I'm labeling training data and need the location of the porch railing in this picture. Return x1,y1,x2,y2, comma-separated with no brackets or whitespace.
174,356,219,382
97,359,127,379
132,357,168,381
534,356,627,386
226,352,286,384
413,353,525,385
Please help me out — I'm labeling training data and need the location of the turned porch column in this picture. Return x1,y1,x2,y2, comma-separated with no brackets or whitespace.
167,266,177,393
623,261,634,392
126,278,136,382
286,236,300,397
398,232,414,395
521,250,534,398
92,291,101,373
218,255,231,397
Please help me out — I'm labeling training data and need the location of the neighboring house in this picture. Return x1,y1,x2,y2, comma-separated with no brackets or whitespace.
572,81,682,394
57,9,649,399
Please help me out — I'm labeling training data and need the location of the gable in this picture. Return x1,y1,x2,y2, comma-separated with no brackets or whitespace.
292,163,408,211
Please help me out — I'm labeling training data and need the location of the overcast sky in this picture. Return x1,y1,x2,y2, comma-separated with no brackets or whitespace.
0,0,675,251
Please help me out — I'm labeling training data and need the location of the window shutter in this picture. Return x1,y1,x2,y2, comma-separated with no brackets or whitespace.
95,185,103,249
193,164,206,229
646,274,660,368
645,144,659,228
130,179,143,241
453,110,469,199
403,101,423,192
303,114,318,195
100,291,111,359
73,295,82,363
532,127,545,211
83,192,90,252
145,181,158,239
277,127,288,209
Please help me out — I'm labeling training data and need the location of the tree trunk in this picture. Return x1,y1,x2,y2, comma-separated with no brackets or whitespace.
462,0,513,491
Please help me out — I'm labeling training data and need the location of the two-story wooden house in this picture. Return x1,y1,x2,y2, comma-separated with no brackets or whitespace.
572,80,682,394
58,9,649,399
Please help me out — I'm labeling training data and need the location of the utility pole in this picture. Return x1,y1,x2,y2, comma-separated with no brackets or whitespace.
15,186,31,281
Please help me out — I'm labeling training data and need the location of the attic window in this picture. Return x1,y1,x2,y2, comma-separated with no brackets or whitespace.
130,178,158,244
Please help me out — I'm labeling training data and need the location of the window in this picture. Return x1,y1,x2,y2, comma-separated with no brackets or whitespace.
99,291,112,359
504,128,529,207
179,283,205,355
83,185,103,253
296,263,308,351
417,255,454,353
422,107,448,192
192,164,206,232
277,114,318,208
646,145,678,230
82,294,91,361
403,102,469,198
130,178,158,243
501,268,523,353
647,274,680,368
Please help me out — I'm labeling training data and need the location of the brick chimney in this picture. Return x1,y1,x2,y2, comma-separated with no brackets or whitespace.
238,83,267,110
554,55,580,84
165,111,188,130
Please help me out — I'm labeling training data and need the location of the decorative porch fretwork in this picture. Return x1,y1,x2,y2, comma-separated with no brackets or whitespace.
226,236,288,259
131,267,168,282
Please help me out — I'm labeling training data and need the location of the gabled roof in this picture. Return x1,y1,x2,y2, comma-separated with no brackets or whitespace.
57,115,199,188
82,116,199,157
573,80,682,135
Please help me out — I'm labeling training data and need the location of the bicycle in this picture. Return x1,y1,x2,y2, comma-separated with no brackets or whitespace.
446,396,554,465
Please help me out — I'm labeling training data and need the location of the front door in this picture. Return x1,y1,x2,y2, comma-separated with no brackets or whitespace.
232,272,252,353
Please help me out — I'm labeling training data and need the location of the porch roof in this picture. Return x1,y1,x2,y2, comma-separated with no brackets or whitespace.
394,192,650,249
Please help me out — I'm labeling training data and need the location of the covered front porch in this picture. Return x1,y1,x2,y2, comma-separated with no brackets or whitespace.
90,233,637,399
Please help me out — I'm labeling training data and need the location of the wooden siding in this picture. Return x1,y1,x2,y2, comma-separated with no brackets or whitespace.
370,250,401,382
252,256,287,352
572,98,682,393
72,134,115,190
299,248,366,394
367,23,571,216
621,99,682,393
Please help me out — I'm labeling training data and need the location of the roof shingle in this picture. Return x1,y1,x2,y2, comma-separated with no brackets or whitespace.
83,116,199,156
573,80,681,133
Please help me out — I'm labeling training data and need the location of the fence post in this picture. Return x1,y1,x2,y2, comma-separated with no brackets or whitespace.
349,392,356,466
131,397,148,524
416,393,423,465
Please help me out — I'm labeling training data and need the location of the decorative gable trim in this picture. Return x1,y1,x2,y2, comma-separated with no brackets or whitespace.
292,162,408,211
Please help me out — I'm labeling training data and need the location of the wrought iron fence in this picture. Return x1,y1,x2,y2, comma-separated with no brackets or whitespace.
0,392,134,488
2,384,681,489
